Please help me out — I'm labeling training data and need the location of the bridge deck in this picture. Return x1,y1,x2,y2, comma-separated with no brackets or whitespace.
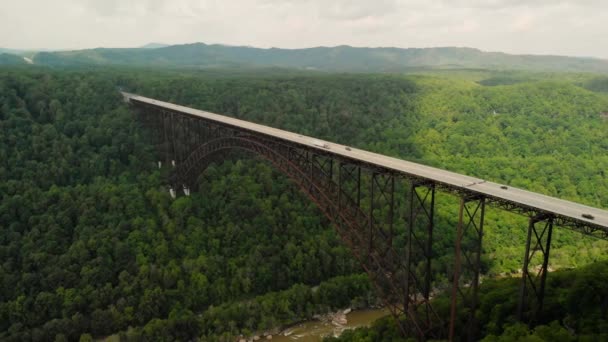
123,92,608,232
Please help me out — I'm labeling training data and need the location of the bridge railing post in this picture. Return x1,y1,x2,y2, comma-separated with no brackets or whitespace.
517,215,554,324
449,195,485,342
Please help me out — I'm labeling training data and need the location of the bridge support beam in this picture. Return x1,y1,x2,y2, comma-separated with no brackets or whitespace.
369,173,396,257
517,215,554,324
161,110,169,167
404,181,438,338
337,162,363,223
449,196,485,342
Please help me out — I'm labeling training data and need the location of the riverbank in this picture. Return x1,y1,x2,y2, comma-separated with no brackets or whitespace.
237,307,390,342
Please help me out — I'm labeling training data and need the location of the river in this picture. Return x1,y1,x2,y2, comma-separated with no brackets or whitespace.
270,308,390,342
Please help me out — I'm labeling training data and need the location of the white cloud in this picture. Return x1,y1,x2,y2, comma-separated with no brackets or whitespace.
511,12,535,32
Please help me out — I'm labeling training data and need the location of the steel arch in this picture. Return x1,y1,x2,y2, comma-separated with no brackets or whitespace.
171,135,442,340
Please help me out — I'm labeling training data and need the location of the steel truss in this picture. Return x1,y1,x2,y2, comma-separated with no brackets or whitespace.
173,134,438,338
133,106,443,340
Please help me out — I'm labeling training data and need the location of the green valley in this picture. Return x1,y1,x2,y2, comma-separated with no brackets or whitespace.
1,67,607,341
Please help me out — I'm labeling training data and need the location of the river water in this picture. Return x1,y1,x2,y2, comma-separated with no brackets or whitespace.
270,308,390,342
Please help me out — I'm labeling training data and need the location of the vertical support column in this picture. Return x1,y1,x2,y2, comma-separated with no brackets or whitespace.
366,172,396,260
197,118,203,146
182,116,193,196
449,195,485,342
356,167,361,207
406,182,437,334
163,111,169,166
172,113,190,195
403,182,439,339
184,116,190,154
309,152,315,190
163,110,174,198
156,110,163,148
311,154,335,190
368,173,376,256
190,117,196,152
388,176,395,249
517,215,554,323
336,162,366,243
169,111,176,167
177,114,184,164
151,109,159,149
338,162,343,213
202,121,208,142
180,115,187,163
152,109,162,169
328,158,334,185
178,114,185,164
404,184,414,315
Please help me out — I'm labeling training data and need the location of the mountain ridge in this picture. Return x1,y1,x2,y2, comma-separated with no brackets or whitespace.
0,53,27,65
6,42,608,73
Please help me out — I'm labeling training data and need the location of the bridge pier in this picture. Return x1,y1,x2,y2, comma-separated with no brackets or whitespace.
517,215,554,323
449,195,485,342
404,182,438,337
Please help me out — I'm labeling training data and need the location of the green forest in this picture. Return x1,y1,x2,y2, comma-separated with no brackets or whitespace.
0,67,607,341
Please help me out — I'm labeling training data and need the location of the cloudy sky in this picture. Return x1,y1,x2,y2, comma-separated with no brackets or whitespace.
1,0,607,58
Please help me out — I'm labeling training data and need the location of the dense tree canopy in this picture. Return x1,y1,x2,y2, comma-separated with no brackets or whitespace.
0,67,606,340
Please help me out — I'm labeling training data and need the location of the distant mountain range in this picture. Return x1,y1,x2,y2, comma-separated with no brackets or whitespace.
0,48,31,55
1,42,608,73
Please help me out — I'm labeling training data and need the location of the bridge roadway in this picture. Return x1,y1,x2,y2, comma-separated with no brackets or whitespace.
123,92,608,234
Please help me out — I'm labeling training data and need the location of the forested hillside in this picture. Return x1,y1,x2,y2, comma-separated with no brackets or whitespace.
0,54,25,65
30,43,608,73
1,68,607,340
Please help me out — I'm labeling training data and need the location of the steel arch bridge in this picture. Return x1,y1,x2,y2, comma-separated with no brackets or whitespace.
124,92,608,341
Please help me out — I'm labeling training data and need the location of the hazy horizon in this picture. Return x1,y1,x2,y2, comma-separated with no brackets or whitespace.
1,0,608,59
3,41,608,61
